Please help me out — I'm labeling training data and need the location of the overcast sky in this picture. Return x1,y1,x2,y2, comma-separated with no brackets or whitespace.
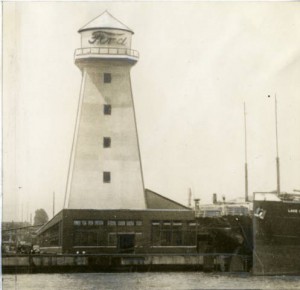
3,1,300,221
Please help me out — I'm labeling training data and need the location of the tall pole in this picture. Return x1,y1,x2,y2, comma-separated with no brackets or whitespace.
21,203,23,223
244,102,249,202
53,192,55,217
26,202,29,222
275,95,281,195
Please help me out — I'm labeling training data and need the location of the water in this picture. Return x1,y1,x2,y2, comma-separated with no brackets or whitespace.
2,272,300,290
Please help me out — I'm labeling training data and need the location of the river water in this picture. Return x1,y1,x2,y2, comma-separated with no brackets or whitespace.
2,272,300,290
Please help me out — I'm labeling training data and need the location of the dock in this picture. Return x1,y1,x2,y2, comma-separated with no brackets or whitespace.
2,253,251,274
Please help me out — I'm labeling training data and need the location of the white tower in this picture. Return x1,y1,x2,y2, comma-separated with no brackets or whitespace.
65,11,146,210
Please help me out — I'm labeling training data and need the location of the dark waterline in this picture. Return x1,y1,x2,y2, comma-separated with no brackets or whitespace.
3,272,300,290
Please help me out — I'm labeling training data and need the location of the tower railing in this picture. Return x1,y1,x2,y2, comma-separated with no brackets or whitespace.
74,47,139,59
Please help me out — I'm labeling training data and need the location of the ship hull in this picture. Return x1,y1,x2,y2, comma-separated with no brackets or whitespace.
253,199,300,275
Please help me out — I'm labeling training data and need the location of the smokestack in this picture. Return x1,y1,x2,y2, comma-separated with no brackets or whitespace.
194,198,200,217
213,193,217,204
188,188,192,207
194,198,200,210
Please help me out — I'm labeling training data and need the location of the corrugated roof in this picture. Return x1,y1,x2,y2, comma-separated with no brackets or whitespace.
78,11,134,34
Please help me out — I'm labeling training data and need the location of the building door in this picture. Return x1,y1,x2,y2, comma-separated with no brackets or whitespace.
117,234,135,253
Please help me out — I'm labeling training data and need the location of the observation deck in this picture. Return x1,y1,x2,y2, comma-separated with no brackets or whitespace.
74,47,139,64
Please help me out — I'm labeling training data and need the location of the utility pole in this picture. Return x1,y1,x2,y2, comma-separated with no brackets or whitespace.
53,192,55,217
275,95,281,196
244,102,249,202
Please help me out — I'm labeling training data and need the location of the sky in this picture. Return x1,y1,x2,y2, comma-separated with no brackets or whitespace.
3,1,300,221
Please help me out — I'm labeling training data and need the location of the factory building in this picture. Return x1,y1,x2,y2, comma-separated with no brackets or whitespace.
37,12,199,255
37,189,198,254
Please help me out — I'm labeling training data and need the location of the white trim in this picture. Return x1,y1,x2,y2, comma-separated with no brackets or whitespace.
75,54,138,63
150,246,196,248
39,246,62,250
64,70,87,208
109,232,137,235
73,246,116,248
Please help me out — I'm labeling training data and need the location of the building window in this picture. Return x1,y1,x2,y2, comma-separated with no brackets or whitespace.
104,104,111,115
152,222,160,226
117,221,126,226
103,137,111,148
126,221,134,226
95,220,104,226
81,220,87,226
88,220,94,226
163,222,171,226
184,231,197,246
104,73,111,83
150,220,193,247
107,220,116,226
188,222,197,227
74,231,84,246
88,231,98,246
103,171,111,183
73,220,81,226
161,231,172,246
108,233,117,246
172,231,183,246
136,220,143,226
152,226,161,245
173,221,182,227
73,230,98,246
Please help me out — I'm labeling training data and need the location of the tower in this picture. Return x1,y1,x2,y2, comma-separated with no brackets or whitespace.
65,11,146,210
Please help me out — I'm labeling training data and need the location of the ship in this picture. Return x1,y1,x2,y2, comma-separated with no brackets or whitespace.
253,191,300,275
252,96,300,275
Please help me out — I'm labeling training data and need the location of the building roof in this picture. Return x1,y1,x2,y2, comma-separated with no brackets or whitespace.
145,189,191,210
78,11,134,34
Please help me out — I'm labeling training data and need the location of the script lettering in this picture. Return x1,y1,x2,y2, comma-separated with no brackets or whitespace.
89,31,127,46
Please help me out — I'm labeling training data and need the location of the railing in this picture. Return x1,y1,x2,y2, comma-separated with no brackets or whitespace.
75,47,139,59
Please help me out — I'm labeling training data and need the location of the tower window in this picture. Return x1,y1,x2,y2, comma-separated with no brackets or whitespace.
103,171,111,183
104,73,111,83
104,104,111,115
103,137,111,148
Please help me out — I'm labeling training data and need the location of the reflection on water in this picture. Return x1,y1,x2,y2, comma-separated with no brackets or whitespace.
3,272,300,290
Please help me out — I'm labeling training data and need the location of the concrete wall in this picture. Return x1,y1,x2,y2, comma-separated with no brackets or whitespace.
67,60,146,210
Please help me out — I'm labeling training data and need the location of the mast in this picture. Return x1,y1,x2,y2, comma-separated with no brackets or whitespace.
275,95,281,195
53,192,55,217
244,102,249,202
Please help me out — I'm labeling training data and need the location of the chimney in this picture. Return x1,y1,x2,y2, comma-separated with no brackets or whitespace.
194,198,200,217
213,193,217,204
194,198,200,210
